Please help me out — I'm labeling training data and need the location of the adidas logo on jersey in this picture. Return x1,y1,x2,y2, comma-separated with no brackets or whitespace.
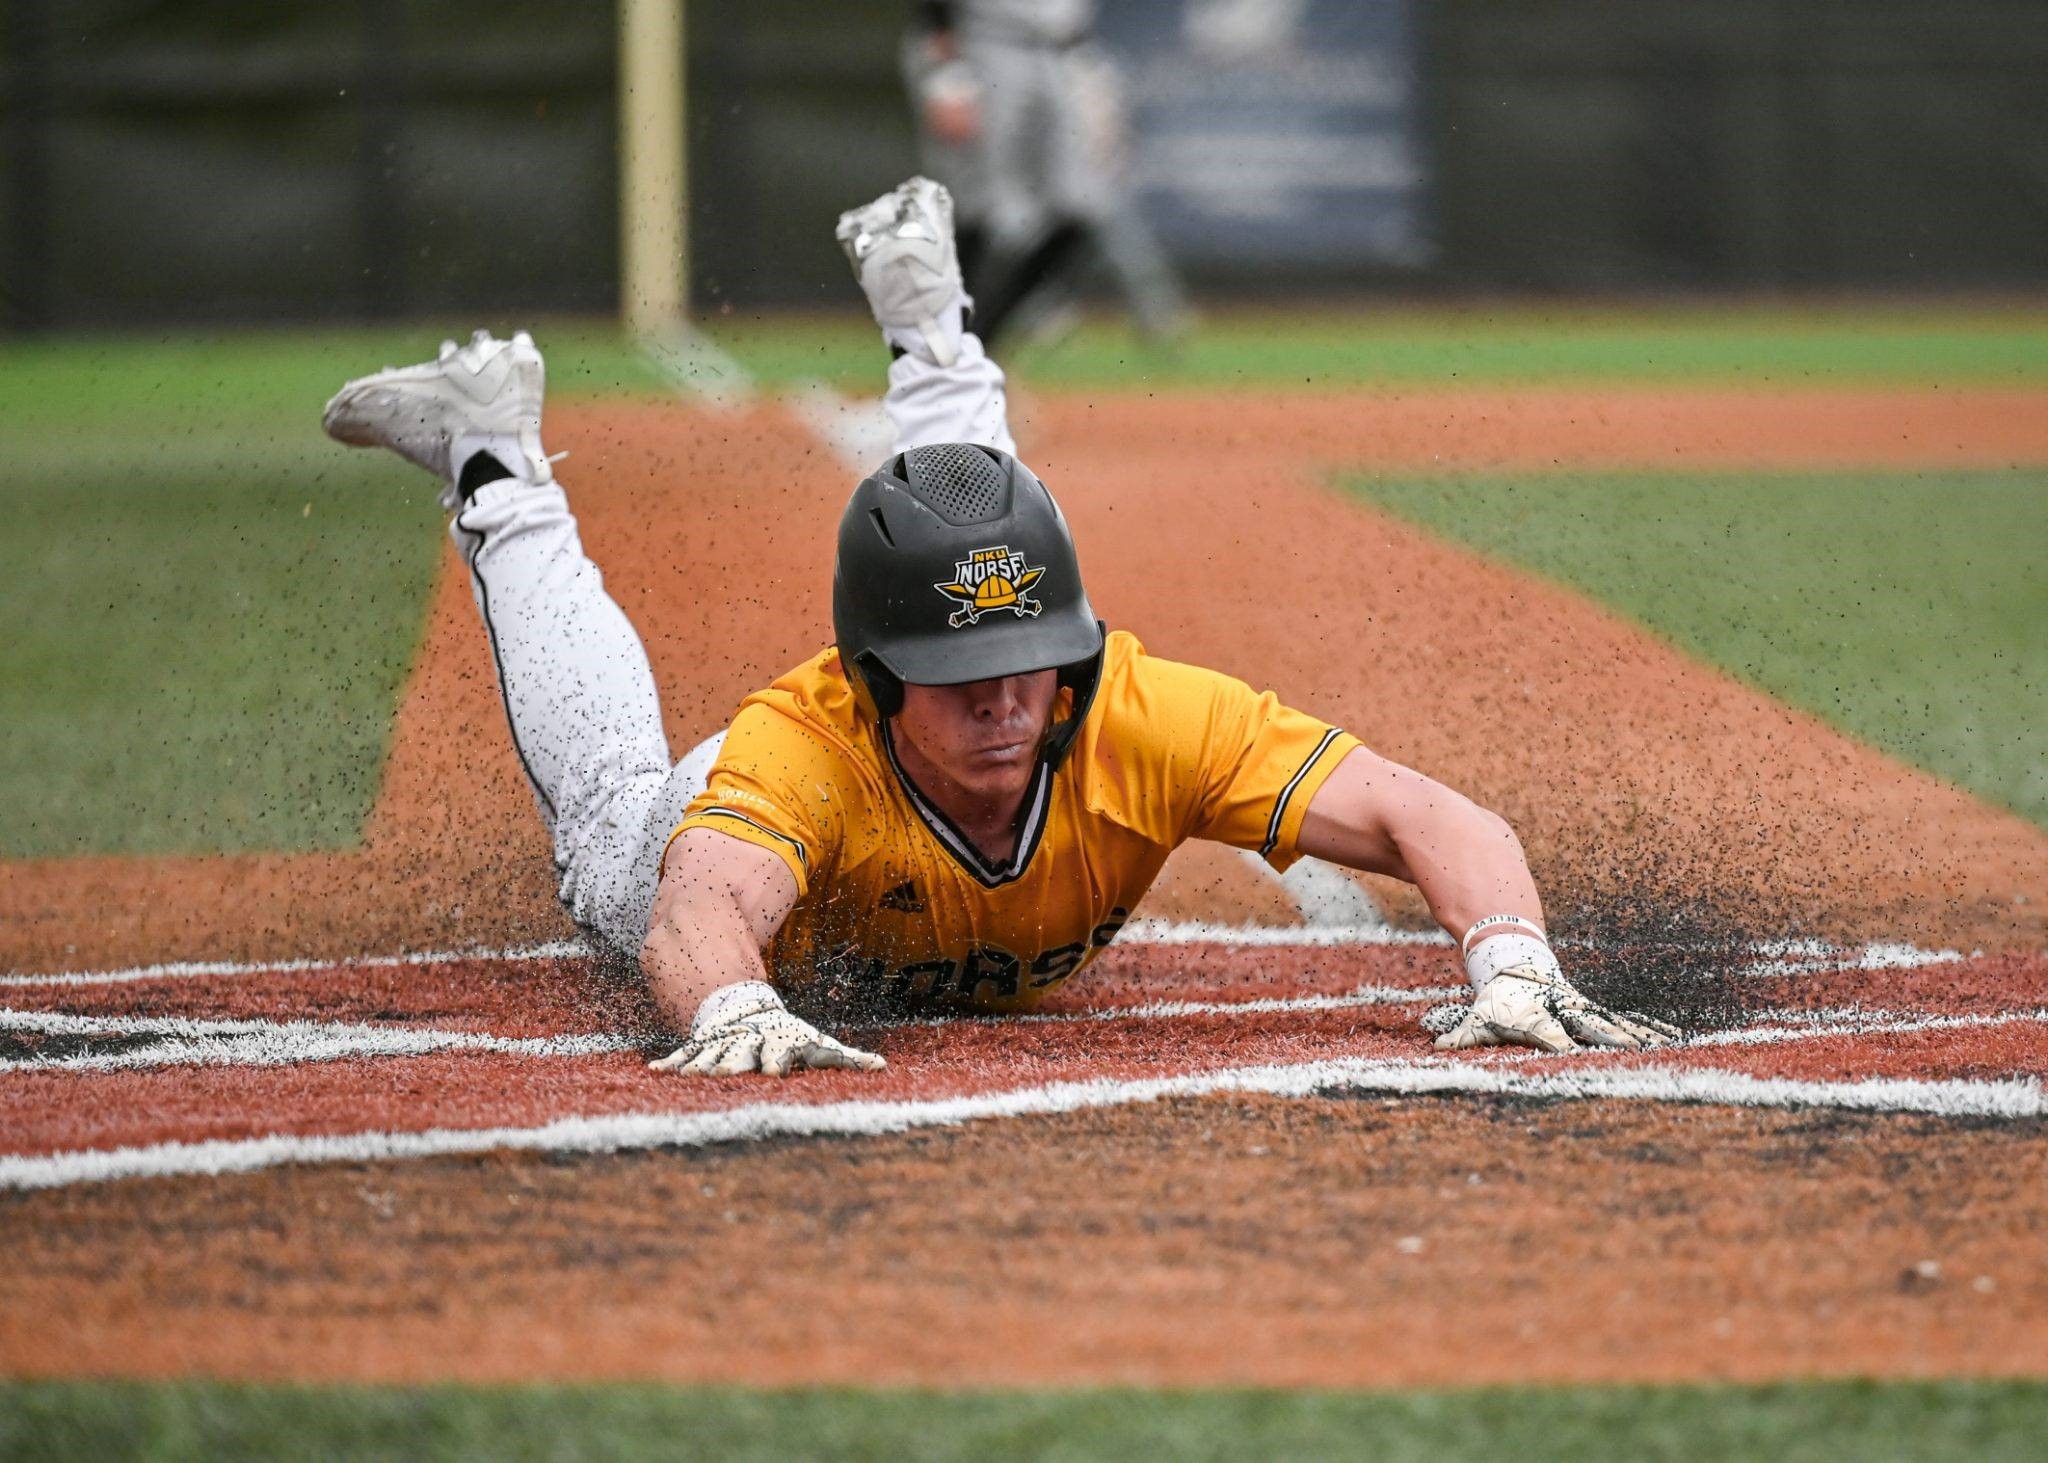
878,879,927,914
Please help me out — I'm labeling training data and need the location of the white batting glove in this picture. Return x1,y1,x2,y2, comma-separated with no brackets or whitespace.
1429,965,1681,1054
650,981,886,1078
1425,918,1681,1054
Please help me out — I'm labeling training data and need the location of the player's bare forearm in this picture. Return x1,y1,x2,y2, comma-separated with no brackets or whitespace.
1297,746,1543,943
1299,746,1676,1052
639,829,800,1031
642,829,886,1078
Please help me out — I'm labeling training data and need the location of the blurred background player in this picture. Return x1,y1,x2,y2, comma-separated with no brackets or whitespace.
903,0,1190,349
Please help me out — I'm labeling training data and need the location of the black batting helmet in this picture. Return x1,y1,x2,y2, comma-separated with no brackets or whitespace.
833,442,1105,763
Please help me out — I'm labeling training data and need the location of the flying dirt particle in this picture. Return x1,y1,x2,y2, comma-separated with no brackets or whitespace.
1898,1259,1943,1294
1542,837,1811,1034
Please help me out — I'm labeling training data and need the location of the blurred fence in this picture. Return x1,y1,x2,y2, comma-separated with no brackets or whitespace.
2,0,2045,330
1434,0,2048,290
0,0,619,328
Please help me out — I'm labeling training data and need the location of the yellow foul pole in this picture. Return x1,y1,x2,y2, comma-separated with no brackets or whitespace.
618,0,686,338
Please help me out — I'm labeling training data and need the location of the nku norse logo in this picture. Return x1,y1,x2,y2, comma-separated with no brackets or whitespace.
934,545,1046,629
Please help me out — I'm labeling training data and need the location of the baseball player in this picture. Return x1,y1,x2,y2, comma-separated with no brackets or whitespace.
904,0,1187,347
321,178,1675,1077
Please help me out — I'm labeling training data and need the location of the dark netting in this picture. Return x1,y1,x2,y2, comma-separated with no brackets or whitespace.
903,444,1008,524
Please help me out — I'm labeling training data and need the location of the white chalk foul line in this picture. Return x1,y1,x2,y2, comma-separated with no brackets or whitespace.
634,327,757,411
7,984,2042,1077
0,923,1416,988
0,927,1980,995
2,1052,2041,1191
781,378,897,471
0,923,1450,989
1122,919,1448,948
0,982,1465,1072
1684,1007,2048,1051
0,940,589,991
0,1008,632,1074
885,983,1466,1029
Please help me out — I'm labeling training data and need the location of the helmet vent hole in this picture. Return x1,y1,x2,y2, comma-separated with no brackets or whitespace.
902,442,1008,524
868,507,896,547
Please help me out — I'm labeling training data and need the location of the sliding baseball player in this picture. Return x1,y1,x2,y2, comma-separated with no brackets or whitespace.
321,178,1675,1076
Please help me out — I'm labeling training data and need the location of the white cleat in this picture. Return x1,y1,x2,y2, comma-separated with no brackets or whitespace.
322,329,553,501
835,176,965,366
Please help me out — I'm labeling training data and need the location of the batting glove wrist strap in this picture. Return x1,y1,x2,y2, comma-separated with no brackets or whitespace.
1463,930,1560,994
1460,912,1547,956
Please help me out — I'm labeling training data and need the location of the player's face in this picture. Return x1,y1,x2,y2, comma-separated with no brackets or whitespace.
895,670,1060,803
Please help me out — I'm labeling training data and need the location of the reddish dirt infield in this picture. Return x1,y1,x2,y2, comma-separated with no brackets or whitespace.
7,1097,2046,1389
3,384,2046,1386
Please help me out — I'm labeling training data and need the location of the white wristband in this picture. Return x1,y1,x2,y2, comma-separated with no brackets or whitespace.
1463,932,1562,993
1461,913,1546,956
691,979,783,1038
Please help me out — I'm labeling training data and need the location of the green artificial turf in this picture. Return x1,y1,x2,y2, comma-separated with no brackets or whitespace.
703,301,2048,392
0,454,444,858
0,323,668,453
1,1379,2043,1460
1349,469,2048,829
0,324,670,859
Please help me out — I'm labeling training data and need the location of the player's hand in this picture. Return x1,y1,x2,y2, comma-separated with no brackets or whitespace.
649,981,886,1078
1428,966,1681,1054
922,62,982,145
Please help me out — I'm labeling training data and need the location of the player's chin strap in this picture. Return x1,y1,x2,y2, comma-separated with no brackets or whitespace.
1039,623,1107,772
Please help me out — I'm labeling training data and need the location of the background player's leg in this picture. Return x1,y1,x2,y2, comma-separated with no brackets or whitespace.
964,42,1063,353
968,218,1090,350
901,22,993,286
1055,44,1189,346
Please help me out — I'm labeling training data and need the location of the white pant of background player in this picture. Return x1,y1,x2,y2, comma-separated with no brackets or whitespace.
907,17,1186,342
459,337,1015,957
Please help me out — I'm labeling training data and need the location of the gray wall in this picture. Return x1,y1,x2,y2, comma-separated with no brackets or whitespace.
1,0,618,328
3,0,2045,329
687,0,914,311
1431,0,2048,289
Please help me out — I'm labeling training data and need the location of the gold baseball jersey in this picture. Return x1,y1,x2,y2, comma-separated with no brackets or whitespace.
669,630,1360,1012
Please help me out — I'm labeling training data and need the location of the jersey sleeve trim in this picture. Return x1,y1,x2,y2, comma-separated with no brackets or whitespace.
1259,728,1361,862
670,808,811,895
